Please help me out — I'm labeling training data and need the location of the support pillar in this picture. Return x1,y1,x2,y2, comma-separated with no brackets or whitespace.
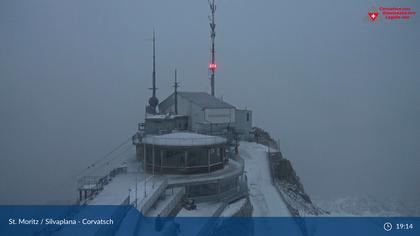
143,143,146,172
160,150,163,173
152,144,155,176
184,151,188,169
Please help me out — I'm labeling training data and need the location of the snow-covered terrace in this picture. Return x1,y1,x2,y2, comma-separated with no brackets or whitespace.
142,132,226,147
87,173,164,206
58,174,166,235
81,157,165,207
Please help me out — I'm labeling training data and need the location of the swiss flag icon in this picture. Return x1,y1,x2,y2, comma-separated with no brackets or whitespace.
368,12,379,21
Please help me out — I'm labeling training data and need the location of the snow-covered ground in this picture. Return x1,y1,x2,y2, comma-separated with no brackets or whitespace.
315,196,420,216
177,201,223,217
239,141,291,217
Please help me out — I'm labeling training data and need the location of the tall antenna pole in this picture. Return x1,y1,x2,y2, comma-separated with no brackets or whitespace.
174,69,179,115
152,30,157,98
208,0,217,96
147,30,159,114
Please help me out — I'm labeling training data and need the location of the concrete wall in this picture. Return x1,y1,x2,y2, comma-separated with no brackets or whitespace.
189,100,205,131
159,95,253,140
234,109,252,140
204,108,235,124
159,95,204,131
158,93,174,113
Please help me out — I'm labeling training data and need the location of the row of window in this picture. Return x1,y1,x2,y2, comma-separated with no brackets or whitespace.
144,147,224,167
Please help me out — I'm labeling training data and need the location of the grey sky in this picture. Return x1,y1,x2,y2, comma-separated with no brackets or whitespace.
1,0,419,209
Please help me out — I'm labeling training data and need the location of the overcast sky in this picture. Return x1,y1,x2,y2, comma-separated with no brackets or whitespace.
1,0,419,209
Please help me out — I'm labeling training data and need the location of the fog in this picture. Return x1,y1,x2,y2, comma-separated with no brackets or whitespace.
1,0,419,210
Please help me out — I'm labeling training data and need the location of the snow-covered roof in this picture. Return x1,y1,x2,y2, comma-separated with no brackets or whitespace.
142,132,226,146
145,113,187,120
159,91,235,110
179,92,235,108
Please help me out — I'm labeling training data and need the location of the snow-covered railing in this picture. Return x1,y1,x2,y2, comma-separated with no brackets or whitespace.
145,161,223,170
77,165,128,204
78,176,104,191
191,177,248,203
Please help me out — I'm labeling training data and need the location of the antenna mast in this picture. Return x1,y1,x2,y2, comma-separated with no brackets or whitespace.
208,0,217,96
152,30,157,98
147,30,159,114
173,69,179,115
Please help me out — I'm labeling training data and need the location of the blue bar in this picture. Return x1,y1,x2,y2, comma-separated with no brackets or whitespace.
0,206,418,236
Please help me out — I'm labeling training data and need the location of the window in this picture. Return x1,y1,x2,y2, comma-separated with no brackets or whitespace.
246,113,250,122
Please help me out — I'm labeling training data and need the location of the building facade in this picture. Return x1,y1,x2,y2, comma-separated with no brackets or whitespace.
139,132,228,174
159,91,252,139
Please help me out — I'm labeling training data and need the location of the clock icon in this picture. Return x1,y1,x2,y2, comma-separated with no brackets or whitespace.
384,222,393,231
